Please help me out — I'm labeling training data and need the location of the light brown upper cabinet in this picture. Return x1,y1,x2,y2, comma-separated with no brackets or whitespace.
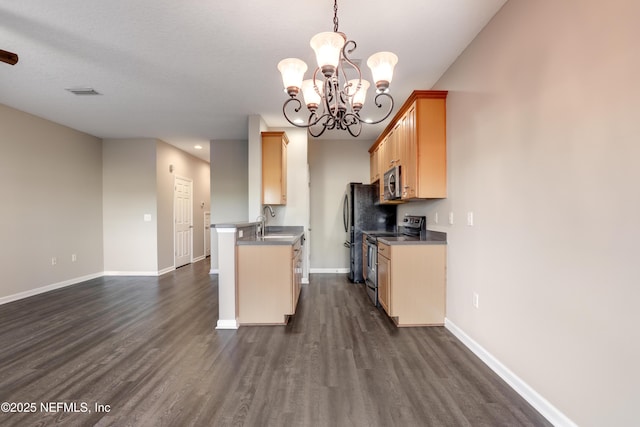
262,131,289,205
369,90,447,201
369,145,380,184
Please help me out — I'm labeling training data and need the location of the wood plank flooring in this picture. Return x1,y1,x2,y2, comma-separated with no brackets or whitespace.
0,260,551,426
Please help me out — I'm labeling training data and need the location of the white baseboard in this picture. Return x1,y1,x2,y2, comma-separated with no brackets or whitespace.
193,255,206,263
104,271,161,277
309,268,349,274
0,272,104,306
209,268,219,274
216,319,239,330
302,277,309,284
157,266,175,276
444,318,576,427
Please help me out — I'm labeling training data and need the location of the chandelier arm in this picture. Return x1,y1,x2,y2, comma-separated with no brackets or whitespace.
283,97,332,129
282,98,307,128
361,92,395,125
343,113,363,137
308,117,328,137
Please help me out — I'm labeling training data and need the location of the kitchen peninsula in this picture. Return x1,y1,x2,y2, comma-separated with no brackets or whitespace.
213,222,304,329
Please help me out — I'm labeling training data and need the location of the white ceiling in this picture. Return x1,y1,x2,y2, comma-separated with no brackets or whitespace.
0,0,507,162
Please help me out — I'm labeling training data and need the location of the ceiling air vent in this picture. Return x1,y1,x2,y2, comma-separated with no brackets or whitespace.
66,87,101,96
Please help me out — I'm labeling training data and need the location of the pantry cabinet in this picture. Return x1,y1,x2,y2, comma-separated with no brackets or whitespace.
369,90,447,202
262,131,288,205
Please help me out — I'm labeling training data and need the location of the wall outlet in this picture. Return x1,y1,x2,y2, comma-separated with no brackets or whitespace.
473,292,480,309
143,214,152,222
434,212,439,224
238,230,244,238
448,212,454,225
51,257,57,266
72,254,77,262
467,211,474,226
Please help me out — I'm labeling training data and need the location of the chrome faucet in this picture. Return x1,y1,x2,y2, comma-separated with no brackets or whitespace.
263,204,275,218
256,215,266,238
256,205,276,238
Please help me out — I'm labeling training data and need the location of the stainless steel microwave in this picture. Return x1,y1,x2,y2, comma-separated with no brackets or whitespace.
383,165,401,201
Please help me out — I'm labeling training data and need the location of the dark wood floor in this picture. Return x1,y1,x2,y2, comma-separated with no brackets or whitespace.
0,260,550,427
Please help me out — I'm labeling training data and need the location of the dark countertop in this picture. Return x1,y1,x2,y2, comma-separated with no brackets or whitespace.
237,226,304,246
212,221,260,229
365,229,447,245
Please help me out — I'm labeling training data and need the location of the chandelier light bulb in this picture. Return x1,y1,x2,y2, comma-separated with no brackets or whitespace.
367,51,398,92
347,79,370,111
301,79,323,111
277,58,308,96
310,32,346,77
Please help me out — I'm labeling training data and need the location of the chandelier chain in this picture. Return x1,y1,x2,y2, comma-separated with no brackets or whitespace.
333,0,339,32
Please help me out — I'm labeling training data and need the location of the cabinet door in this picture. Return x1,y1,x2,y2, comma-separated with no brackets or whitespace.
389,122,401,169
369,148,379,184
281,139,288,203
401,104,417,199
291,242,302,313
378,252,390,315
261,131,289,205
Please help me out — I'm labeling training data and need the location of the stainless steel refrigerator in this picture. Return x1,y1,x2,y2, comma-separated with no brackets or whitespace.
343,183,396,282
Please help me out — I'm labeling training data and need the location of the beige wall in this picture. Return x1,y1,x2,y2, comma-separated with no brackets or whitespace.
156,140,211,271
104,138,210,274
399,0,640,425
308,138,372,270
210,139,249,271
103,139,158,273
0,104,103,300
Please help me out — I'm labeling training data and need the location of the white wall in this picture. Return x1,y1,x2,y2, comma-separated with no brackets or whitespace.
0,104,104,301
399,0,640,425
308,138,372,270
210,139,249,271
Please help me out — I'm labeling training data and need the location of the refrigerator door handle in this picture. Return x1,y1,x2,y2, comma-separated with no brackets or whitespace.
343,193,349,232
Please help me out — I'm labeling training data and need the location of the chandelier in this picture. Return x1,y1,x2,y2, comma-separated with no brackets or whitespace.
277,0,398,137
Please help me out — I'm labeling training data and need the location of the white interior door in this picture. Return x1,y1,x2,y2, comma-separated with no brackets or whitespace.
175,176,193,268
204,211,211,257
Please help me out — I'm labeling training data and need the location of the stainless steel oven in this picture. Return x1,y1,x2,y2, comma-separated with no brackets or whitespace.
365,235,378,305
363,215,427,306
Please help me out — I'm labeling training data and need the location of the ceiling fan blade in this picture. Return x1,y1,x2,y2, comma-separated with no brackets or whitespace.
0,49,19,65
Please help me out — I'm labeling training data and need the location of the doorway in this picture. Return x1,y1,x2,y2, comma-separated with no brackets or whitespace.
174,176,193,268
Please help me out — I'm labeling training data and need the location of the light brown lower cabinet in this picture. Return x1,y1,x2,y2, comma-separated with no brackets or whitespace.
237,239,302,325
377,242,446,326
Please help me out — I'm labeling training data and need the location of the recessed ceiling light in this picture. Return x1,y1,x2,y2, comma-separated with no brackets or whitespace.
194,145,203,150
65,87,101,96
